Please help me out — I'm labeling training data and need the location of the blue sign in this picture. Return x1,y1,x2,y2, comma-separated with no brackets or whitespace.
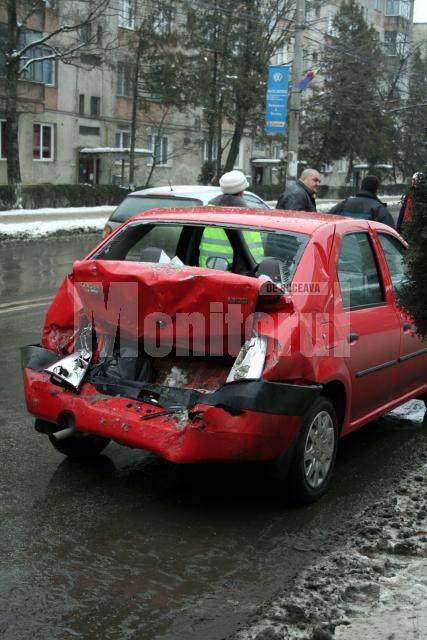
265,65,289,134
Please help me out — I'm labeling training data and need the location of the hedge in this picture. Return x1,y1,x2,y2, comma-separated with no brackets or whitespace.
0,184,130,211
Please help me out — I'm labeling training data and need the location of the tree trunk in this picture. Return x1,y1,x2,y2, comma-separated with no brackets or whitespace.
346,151,354,186
223,117,244,173
206,47,218,165
129,34,143,190
6,0,22,207
215,92,224,181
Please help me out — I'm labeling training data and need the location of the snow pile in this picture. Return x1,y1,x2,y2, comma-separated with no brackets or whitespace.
0,206,114,217
0,218,106,240
0,206,115,241
233,461,426,640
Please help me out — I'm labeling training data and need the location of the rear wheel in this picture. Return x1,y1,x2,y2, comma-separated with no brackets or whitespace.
48,431,110,458
281,397,338,505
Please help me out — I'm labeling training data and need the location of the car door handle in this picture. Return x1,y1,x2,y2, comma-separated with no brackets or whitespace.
402,321,412,331
347,332,359,343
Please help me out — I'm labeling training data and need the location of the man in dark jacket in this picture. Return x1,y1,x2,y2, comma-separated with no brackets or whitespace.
276,168,321,211
329,175,395,228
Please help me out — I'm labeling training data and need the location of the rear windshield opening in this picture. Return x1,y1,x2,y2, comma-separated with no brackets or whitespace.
94,221,309,286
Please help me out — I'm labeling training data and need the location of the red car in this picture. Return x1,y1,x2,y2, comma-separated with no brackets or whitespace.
21,208,427,504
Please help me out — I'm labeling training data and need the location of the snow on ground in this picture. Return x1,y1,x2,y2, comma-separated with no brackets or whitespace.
0,217,106,240
0,205,115,241
0,206,114,217
233,402,426,640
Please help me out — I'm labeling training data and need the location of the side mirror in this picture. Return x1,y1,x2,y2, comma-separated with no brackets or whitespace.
206,256,230,271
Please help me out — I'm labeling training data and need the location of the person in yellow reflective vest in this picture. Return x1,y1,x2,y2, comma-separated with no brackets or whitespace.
199,170,264,267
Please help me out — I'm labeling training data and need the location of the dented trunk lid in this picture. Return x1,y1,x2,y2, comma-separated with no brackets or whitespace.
70,260,263,355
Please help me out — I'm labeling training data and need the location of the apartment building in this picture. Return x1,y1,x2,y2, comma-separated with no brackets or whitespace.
413,21,427,57
0,1,419,189
0,1,266,188
293,0,415,185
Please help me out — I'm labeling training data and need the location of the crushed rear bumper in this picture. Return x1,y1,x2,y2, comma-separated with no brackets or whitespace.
21,345,321,463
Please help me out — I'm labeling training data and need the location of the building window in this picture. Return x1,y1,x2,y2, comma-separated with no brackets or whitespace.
0,121,8,159
118,0,135,29
148,134,169,165
375,0,383,11
80,24,92,43
201,139,218,162
115,130,130,148
385,0,411,19
79,94,85,115
81,23,102,44
117,63,132,97
336,158,347,173
80,54,101,66
79,126,100,135
153,4,175,35
275,45,288,65
18,30,55,86
272,145,283,160
384,31,408,57
321,162,333,173
21,45,55,86
327,15,337,37
33,123,54,161
90,96,101,117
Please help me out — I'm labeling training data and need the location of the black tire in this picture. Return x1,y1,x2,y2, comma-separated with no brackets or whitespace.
48,432,110,458
279,397,338,505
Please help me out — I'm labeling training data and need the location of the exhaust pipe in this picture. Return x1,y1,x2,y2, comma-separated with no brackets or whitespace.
51,426,75,441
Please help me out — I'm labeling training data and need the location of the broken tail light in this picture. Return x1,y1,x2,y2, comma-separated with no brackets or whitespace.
226,334,268,382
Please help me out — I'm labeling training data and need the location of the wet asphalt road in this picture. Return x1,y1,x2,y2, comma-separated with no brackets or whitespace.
0,236,426,640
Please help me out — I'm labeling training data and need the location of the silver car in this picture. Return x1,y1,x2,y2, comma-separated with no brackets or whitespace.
103,185,271,237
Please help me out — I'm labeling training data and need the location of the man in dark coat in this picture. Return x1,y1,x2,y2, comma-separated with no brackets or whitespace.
329,175,395,229
276,168,321,211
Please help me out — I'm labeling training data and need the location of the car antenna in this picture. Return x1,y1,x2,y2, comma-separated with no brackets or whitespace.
168,179,173,192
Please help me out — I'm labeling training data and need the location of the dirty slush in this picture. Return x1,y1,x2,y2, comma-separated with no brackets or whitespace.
231,409,427,640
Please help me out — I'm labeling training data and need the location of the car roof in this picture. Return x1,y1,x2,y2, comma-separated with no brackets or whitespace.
126,206,342,234
126,185,269,206
129,185,222,204
132,185,222,195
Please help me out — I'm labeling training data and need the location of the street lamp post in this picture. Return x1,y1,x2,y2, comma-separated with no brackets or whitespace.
286,0,306,184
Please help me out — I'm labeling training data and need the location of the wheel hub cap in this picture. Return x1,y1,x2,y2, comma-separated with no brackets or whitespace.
303,411,335,489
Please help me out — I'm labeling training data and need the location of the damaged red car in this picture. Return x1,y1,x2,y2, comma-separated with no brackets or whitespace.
22,208,427,504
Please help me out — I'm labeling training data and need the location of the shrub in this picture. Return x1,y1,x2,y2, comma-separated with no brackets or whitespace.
0,184,130,211
0,185,15,210
397,172,427,337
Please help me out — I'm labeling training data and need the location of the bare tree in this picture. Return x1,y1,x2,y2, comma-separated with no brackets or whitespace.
0,0,115,205
183,0,296,180
120,0,195,188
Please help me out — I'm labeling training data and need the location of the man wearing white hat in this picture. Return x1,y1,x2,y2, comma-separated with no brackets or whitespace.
199,170,264,267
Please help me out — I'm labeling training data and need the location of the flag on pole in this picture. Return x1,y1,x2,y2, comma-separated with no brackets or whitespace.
297,67,320,90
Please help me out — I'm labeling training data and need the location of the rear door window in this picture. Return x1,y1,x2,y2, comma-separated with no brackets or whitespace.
337,232,385,309
110,196,203,223
377,233,406,295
